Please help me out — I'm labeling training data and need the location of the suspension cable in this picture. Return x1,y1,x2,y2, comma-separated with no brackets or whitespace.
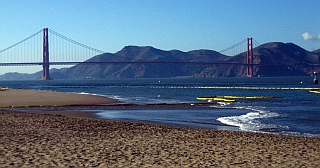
48,29,105,54
0,29,43,53
219,39,247,54
253,38,261,47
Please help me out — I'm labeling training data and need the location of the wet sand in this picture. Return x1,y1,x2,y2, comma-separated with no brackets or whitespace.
0,89,320,167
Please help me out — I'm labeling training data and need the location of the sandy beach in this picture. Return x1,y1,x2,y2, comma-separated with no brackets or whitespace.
0,88,320,167
0,89,119,108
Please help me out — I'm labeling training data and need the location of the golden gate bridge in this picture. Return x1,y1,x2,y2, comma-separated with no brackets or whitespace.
0,28,259,80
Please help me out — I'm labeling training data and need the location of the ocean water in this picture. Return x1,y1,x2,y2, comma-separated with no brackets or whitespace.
1,77,320,137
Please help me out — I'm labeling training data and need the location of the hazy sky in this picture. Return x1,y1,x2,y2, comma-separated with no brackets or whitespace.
0,0,320,74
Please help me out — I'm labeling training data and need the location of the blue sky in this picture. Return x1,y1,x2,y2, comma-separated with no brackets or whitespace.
0,0,320,74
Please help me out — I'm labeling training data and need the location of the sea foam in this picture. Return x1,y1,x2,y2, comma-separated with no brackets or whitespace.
216,104,288,132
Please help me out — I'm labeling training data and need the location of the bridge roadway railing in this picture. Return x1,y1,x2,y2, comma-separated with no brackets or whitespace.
0,61,272,66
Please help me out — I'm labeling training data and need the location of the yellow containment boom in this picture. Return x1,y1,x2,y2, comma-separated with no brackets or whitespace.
196,97,236,102
309,89,320,94
0,87,9,91
197,95,284,102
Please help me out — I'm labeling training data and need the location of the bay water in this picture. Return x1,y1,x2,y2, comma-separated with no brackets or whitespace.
1,77,320,137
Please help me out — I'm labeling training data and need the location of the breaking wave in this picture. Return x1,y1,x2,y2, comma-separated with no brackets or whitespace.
216,104,289,133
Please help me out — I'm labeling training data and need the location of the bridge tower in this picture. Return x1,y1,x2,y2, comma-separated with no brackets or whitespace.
246,37,253,77
42,28,51,80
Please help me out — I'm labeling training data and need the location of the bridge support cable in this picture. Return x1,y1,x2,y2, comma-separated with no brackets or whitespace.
218,38,258,77
0,29,42,53
43,28,107,79
0,29,43,64
48,29,105,53
0,28,107,79
48,29,105,62
1,27,263,79
252,39,261,47
219,39,247,56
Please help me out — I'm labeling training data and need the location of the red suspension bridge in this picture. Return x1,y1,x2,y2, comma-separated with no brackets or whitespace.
0,28,259,80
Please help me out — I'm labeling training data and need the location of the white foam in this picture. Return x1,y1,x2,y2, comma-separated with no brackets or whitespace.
110,95,126,100
97,111,120,119
77,92,96,95
217,106,288,132
282,131,320,138
216,102,231,106
77,92,124,100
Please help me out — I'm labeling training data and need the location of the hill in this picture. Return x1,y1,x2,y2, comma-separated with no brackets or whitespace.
313,48,320,55
0,43,319,80
60,46,227,79
216,42,320,77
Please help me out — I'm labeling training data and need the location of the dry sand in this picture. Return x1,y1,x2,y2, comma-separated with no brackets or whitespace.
0,88,320,167
0,89,119,107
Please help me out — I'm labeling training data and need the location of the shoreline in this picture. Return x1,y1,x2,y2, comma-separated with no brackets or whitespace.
1,88,320,166
1,88,318,137
18,108,319,137
23,109,242,132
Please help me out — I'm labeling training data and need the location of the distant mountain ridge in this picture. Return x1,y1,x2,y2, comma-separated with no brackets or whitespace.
59,46,230,79
1,42,319,80
313,48,320,55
